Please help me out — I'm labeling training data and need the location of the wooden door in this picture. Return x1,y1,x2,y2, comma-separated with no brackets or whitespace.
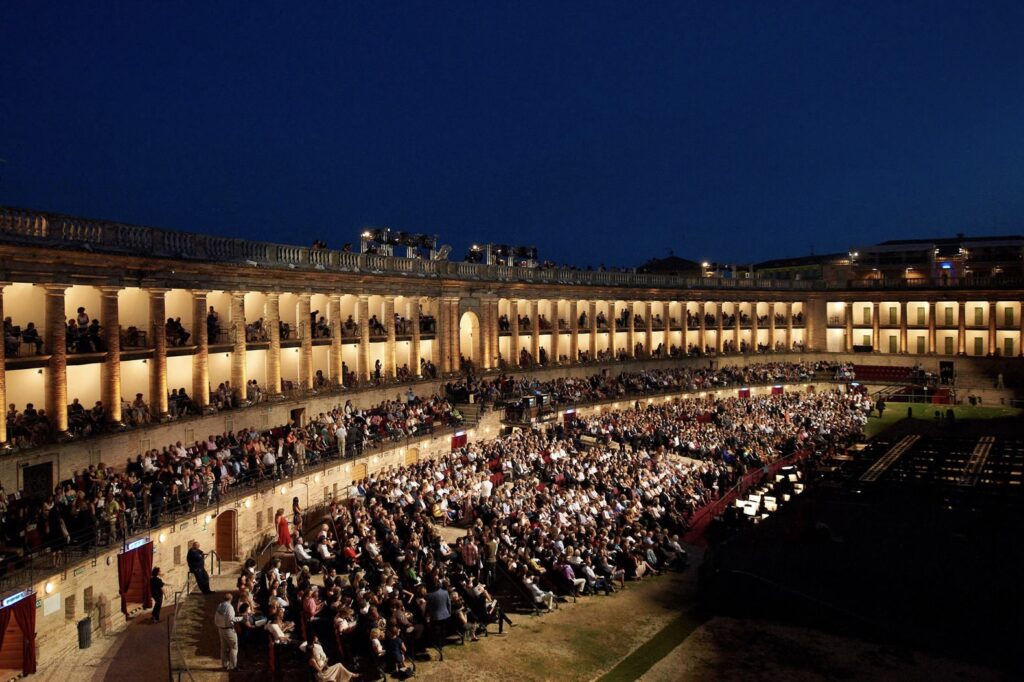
216,510,237,561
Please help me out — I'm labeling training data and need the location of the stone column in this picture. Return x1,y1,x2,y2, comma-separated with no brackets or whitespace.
698,302,707,352
0,285,6,443
357,295,371,381
447,297,460,371
786,302,794,351
844,302,854,352
529,300,540,363
988,301,997,356
431,299,441,370
767,302,776,351
44,285,68,434
1019,299,1024,357
957,301,966,355
750,302,759,352
716,304,724,354
928,301,937,354
627,303,637,358
100,287,122,423
384,296,396,379
192,290,210,407
644,302,653,357
150,289,169,419
568,300,578,364
230,291,247,403
510,300,520,366
298,293,313,389
872,302,881,352
409,298,421,375
589,301,598,359
733,303,741,350
603,301,612,357
491,299,500,367
329,294,343,386
550,301,561,364
479,298,491,370
899,301,908,354
266,293,282,396
680,302,689,352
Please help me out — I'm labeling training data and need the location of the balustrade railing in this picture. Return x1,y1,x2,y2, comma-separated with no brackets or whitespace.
3,205,1023,292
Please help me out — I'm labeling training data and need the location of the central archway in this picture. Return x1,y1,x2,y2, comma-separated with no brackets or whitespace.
459,311,481,369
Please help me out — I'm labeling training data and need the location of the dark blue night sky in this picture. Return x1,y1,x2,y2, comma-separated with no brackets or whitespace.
3,1,1024,266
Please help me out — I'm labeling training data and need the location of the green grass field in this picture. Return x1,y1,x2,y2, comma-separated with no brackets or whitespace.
863,403,1023,438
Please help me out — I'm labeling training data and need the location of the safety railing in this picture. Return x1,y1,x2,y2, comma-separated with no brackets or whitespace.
9,206,1023,291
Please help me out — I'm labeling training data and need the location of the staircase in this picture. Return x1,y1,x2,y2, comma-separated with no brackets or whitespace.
455,401,483,427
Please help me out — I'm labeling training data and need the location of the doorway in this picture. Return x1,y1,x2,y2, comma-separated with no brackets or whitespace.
215,509,238,562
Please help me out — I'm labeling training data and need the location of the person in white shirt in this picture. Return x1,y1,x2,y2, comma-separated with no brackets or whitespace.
213,593,241,670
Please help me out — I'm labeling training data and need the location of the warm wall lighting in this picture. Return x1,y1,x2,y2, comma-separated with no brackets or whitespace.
44,582,55,595
159,533,166,543
279,486,287,495
204,514,212,525
245,499,253,509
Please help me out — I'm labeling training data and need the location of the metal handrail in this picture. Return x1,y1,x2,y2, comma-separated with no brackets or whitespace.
207,549,221,576
168,571,196,682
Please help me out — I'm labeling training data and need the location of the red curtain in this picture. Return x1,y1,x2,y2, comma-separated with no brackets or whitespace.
118,549,136,615
0,605,11,661
138,542,154,609
11,596,35,674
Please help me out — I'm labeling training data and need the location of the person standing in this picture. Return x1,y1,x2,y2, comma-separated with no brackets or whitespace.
213,593,240,671
187,541,212,594
150,567,165,623
275,508,292,549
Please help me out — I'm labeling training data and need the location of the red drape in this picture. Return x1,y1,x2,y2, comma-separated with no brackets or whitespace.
118,549,136,615
138,542,154,609
0,605,11,661
11,596,35,674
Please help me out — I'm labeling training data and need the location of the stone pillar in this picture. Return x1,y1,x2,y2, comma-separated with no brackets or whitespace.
1019,299,1024,357
150,289,169,419
603,302,612,357
569,300,578,364
716,304,724,354
626,303,636,358
100,287,122,423
409,298,421,375
589,301,598,359
733,303,741,350
357,295,371,381
44,285,68,434
645,302,653,357
491,299,500,367
844,302,854,352
698,302,707,352
680,302,689,352
530,300,540,363
329,294,343,386
510,300,520,366
266,293,282,396
786,302,794,351
479,298,491,370
384,296,396,379
900,301,908,354
298,293,313,389
750,302,759,352
872,302,880,352
431,299,441,370
988,301,997,356
767,302,776,351
550,301,561,364
928,301,937,354
957,301,966,355
0,285,6,443
230,291,247,403
447,297,460,371
192,290,210,407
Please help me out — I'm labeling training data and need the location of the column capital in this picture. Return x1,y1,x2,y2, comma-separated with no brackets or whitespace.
98,285,122,296
148,287,170,297
42,284,69,295
230,290,246,301
190,288,210,297
266,291,281,301
298,291,312,301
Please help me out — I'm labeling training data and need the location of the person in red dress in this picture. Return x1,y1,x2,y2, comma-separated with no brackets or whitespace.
275,508,292,549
